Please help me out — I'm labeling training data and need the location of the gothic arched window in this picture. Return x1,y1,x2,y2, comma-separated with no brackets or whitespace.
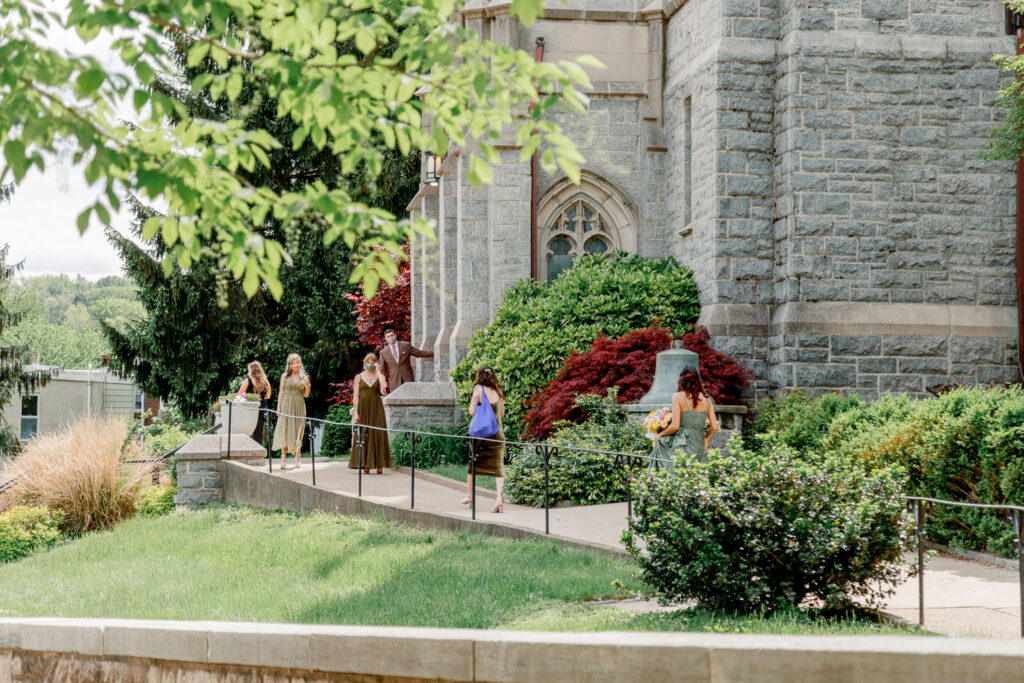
543,198,617,283
536,172,639,284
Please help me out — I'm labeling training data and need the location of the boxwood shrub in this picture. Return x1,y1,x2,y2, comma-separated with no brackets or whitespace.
506,391,649,507
623,444,912,613
320,404,353,459
0,505,64,563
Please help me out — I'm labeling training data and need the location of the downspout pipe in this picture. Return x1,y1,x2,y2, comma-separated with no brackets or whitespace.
1009,8,1024,383
530,37,545,281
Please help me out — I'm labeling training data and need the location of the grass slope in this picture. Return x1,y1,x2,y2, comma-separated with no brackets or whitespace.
0,506,924,635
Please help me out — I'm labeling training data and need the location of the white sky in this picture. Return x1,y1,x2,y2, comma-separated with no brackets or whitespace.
0,4,138,280
1,166,132,280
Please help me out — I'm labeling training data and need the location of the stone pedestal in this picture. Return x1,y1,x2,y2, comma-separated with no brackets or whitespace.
622,403,747,453
174,433,265,507
382,382,462,431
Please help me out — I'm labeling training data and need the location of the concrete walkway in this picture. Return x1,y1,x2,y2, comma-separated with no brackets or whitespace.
257,460,1023,639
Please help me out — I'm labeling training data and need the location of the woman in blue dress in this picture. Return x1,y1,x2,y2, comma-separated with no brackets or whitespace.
651,366,719,472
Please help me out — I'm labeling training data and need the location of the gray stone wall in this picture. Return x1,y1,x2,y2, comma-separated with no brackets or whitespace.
409,0,1020,403
667,0,1019,399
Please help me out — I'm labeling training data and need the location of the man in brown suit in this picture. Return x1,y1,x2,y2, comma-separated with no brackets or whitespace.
378,328,433,393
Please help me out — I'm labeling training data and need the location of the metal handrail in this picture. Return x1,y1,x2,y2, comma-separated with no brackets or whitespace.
905,496,1024,638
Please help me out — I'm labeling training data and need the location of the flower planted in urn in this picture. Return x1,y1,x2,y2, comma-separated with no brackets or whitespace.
213,394,262,437
642,408,672,440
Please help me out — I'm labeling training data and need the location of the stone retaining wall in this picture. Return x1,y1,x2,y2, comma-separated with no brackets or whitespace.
5,617,1024,682
174,434,265,507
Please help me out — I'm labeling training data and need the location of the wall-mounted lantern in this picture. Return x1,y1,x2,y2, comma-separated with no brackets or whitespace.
424,153,441,186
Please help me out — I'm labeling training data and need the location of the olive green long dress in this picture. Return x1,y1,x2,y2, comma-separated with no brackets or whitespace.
651,406,709,473
348,375,391,469
469,395,505,477
272,375,306,453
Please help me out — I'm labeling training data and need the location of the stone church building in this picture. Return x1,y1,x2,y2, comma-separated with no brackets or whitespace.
405,0,1021,400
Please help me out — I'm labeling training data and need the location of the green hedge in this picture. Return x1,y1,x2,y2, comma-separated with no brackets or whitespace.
624,445,911,614
0,506,64,563
390,425,469,468
748,386,1024,558
320,404,353,459
451,254,700,438
505,390,649,507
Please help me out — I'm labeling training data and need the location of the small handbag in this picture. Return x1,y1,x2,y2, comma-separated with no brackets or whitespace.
468,386,499,438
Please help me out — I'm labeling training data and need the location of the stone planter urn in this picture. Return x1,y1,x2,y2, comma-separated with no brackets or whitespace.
214,399,260,436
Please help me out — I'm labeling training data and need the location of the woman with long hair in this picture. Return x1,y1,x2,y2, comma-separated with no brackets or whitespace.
272,353,311,468
236,361,272,444
348,352,390,474
464,365,506,513
651,365,719,472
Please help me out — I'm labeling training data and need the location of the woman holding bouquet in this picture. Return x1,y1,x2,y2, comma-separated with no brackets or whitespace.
651,366,718,472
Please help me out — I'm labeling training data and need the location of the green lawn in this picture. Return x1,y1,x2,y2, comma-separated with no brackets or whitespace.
418,463,496,490
0,506,924,635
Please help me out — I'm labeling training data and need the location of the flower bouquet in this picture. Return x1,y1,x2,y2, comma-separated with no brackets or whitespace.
642,407,672,440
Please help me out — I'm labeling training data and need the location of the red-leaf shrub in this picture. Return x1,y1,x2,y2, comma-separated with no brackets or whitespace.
523,326,753,440
342,243,411,346
326,381,354,406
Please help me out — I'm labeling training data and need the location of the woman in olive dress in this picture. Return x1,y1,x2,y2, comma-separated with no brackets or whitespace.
652,366,719,473
464,365,506,513
348,352,391,474
272,353,310,468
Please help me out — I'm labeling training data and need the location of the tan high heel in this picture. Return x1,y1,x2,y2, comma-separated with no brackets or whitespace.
491,491,504,514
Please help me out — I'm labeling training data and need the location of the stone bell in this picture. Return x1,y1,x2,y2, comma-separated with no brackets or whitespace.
636,338,699,407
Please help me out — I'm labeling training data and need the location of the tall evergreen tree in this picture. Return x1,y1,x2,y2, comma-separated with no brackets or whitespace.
104,22,419,417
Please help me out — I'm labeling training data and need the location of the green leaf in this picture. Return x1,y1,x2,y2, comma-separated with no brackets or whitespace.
75,68,105,97
132,89,149,111
467,155,493,188
187,42,211,68
76,207,91,234
355,29,376,55
576,55,605,69
161,219,179,246
226,72,243,101
509,0,542,26
3,139,27,181
142,216,161,241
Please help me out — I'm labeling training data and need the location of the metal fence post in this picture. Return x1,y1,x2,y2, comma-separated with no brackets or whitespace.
265,409,272,473
409,431,417,510
1014,509,1024,638
916,499,925,627
226,401,232,459
310,419,317,487
469,439,477,521
544,446,552,535
357,426,364,497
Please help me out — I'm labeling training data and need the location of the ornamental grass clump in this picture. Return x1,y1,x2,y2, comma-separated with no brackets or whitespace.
2,418,156,535
623,440,913,614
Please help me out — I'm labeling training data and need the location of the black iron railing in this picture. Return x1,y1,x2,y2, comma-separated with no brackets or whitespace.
244,406,668,533
906,496,1024,637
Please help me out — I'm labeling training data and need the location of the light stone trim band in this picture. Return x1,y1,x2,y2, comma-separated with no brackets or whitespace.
699,303,1018,339
6,618,1024,682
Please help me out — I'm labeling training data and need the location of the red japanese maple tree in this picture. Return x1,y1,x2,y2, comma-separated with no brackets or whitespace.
342,243,411,347
523,325,752,440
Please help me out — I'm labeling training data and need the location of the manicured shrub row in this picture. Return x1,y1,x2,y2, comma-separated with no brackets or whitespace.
748,386,1024,558
451,254,700,439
